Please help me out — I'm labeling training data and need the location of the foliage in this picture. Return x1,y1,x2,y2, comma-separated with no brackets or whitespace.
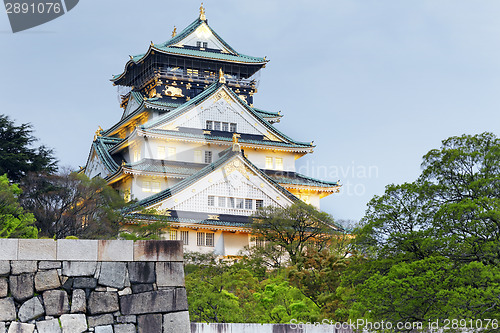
0,115,57,182
251,201,342,265
19,171,125,239
119,207,170,241
346,132,500,324
0,174,38,238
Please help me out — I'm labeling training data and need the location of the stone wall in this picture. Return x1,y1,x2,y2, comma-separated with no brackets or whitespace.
0,239,190,333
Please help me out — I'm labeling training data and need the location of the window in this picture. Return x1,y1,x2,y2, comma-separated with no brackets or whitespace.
236,198,244,209
208,196,215,206
245,199,253,210
256,238,266,248
157,146,166,159
275,158,283,170
218,197,226,208
265,157,273,169
228,197,235,208
197,232,205,246
142,181,160,193
196,41,201,47
222,122,229,132
167,147,176,160
256,199,263,209
206,233,214,247
206,121,213,130
194,150,202,163
230,123,237,132
213,121,221,131
203,42,208,48
205,151,212,163
169,229,177,241
180,231,189,245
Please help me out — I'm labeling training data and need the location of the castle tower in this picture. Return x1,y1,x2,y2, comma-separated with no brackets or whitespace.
83,5,341,256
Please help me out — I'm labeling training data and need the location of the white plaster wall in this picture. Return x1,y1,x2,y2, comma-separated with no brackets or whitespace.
243,149,297,172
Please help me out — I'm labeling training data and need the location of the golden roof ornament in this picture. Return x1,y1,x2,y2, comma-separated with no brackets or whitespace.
94,126,103,141
172,26,177,38
199,3,206,21
232,133,241,152
219,68,226,84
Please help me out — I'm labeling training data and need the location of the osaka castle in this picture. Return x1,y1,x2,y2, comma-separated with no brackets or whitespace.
83,5,341,256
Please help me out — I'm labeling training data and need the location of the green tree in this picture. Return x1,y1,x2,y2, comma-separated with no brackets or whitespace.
19,171,125,239
0,115,57,182
347,132,500,324
251,201,342,265
0,174,38,238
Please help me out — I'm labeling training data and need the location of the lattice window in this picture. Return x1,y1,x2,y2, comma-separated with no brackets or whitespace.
157,146,166,159
256,199,263,209
265,157,273,169
194,150,202,163
275,158,283,170
206,233,214,247
245,199,253,210
206,121,213,130
218,197,226,207
169,230,178,240
205,151,212,163
208,196,215,206
181,231,189,245
197,232,205,246
230,123,237,132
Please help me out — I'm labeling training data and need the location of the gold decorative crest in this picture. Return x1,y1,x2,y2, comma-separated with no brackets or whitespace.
212,90,232,104
224,160,250,180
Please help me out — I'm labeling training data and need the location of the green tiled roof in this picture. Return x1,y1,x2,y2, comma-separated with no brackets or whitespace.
126,159,203,175
265,170,340,188
93,136,121,173
144,128,313,149
112,18,266,82
253,107,281,118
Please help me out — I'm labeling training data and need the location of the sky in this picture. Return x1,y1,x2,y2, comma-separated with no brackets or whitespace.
1,1,499,222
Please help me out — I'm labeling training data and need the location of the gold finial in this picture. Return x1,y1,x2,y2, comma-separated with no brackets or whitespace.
232,133,240,144
129,55,133,60
94,126,103,141
121,160,126,166
150,41,154,46
172,26,177,38
199,3,206,21
219,68,226,83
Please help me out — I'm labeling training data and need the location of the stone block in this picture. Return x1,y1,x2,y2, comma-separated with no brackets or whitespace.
131,284,154,294
34,269,61,292
57,240,98,261
62,261,97,277
98,262,127,289
120,288,188,315
98,240,134,261
95,325,114,333
116,315,136,324
88,291,119,315
114,324,136,333
156,262,185,287
128,262,155,284
18,239,57,260
0,277,7,297
73,277,97,289
0,261,10,275
163,311,190,333
18,296,45,322
60,314,87,333
36,319,61,333
7,322,35,333
11,261,37,274
0,239,18,260
88,314,114,328
138,314,162,333
0,322,5,333
71,289,86,313
38,261,61,270
133,241,183,262
10,273,34,302
43,290,70,316
0,297,16,321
